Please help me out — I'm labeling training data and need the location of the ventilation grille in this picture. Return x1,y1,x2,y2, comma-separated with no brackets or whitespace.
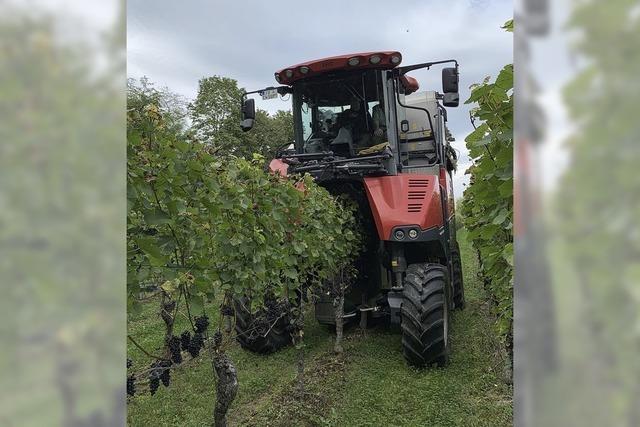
407,179,429,213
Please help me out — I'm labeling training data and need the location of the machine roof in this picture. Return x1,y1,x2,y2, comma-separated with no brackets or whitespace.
275,51,401,84
274,51,418,95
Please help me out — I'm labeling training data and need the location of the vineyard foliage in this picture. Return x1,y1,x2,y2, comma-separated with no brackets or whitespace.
460,22,513,346
126,79,360,316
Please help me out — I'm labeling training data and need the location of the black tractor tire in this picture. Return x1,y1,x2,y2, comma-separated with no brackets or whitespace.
451,245,465,310
401,263,450,368
233,297,292,354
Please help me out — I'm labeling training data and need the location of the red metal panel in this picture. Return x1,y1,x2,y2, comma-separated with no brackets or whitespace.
363,174,444,240
275,51,402,85
400,75,419,94
268,158,289,176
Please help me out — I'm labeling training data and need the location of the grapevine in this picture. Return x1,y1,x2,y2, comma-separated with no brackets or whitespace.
126,76,361,427
460,21,513,358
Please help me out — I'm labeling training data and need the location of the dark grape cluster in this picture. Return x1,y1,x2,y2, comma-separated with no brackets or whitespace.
168,336,182,364
180,330,191,351
127,374,136,397
188,332,204,357
194,315,209,334
149,374,160,396
127,357,135,397
159,361,171,387
213,331,222,348
220,304,234,317
148,360,172,395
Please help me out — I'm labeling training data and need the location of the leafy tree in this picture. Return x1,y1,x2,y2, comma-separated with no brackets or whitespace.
188,75,293,158
270,109,295,149
189,75,242,141
240,109,294,158
128,77,189,137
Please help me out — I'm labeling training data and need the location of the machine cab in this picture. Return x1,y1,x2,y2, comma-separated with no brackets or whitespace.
241,51,460,177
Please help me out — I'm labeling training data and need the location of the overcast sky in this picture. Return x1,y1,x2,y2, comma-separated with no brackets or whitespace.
128,0,513,196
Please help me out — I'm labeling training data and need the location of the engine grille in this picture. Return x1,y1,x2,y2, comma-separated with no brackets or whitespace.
407,179,429,212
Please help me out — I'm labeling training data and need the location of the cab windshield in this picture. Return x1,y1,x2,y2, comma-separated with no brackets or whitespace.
294,70,387,158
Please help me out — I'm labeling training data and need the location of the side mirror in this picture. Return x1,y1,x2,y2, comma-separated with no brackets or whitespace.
442,67,459,93
443,92,459,108
240,98,256,132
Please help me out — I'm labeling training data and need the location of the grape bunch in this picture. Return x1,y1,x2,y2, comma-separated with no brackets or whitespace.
180,331,191,351
194,315,209,334
168,336,182,364
148,360,169,395
212,331,222,349
221,304,234,317
188,332,204,357
127,374,136,397
149,372,160,396
159,360,172,387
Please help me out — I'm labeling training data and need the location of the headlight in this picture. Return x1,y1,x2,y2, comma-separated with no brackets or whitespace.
408,229,419,239
394,230,405,240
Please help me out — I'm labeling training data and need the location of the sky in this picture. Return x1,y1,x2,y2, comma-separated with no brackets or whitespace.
127,0,514,197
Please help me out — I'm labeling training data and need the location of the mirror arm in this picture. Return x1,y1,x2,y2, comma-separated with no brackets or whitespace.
395,59,458,76
243,85,291,96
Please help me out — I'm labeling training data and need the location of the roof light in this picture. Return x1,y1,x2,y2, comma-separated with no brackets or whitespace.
390,55,401,64
348,57,360,66
274,73,282,83
284,69,294,78
369,55,382,64
299,66,310,74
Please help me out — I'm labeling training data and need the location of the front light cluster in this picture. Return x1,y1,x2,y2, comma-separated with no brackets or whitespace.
394,228,420,240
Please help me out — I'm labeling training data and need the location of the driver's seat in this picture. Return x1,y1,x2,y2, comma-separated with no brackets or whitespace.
330,127,355,157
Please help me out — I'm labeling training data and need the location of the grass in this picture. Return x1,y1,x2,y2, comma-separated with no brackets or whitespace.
127,229,512,426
